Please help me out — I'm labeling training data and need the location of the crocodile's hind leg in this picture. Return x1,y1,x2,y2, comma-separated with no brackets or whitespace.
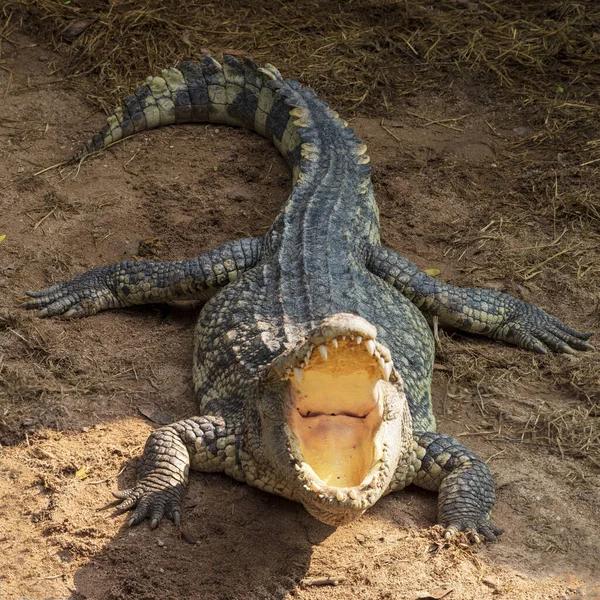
367,245,594,354
391,432,503,542
113,415,244,528
23,237,262,317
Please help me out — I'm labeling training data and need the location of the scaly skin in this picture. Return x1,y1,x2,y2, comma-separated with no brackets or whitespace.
24,55,593,541
367,246,594,354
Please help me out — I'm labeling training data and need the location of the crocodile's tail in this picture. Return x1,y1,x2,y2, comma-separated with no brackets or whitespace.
70,54,304,163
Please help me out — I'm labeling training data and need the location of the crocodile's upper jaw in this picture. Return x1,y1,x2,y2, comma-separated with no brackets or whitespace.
262,314,411,525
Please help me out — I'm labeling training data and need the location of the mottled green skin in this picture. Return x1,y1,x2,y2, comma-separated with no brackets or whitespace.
25,56,592,539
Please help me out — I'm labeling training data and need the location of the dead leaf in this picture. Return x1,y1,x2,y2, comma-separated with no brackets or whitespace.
222,48,247,57
75,467,89,480
137,238,163,257
424,268,441,276
433,363,451,371
0,234,6,244
62,19,94,39
138,404,174,425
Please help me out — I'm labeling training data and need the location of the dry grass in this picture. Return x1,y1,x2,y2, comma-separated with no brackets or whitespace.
436,334,600,466
0,308,154,445
3,0,599,152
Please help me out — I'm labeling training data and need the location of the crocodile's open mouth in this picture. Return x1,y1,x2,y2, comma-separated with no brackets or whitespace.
288,336,389,489
275,314,405,523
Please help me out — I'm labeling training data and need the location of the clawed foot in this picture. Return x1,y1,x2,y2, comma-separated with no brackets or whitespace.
113,479,184,529
497,298,594,355
23,269,121,317
441,518,504,544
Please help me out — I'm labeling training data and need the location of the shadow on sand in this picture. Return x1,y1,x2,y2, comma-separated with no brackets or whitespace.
71,458,335,600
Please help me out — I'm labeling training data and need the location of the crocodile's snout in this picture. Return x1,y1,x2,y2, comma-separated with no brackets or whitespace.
268,314,410,525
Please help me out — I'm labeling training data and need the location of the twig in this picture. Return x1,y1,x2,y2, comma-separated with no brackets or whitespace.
580,156,600,167
380,118,402,143
33,206,57,230
301,576,346,587
33,136,128,177
0,65,14,99
33,160,69,177
408,111,470,132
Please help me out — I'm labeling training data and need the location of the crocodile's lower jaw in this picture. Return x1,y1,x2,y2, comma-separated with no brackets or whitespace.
283,325,403,522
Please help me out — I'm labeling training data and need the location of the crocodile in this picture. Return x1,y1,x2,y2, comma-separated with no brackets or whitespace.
24,55,594,541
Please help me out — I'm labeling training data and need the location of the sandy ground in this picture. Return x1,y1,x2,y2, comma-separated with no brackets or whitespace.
1,30,599,600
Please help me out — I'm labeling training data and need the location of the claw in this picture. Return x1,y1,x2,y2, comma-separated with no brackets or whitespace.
442,519,502,544
444,527,457,540
112,489,132,500
111,481,183,529
467,530,481,544
115,497,136,512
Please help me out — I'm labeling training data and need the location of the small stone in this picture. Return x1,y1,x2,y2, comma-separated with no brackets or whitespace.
355,534,366,544
157,539,166,547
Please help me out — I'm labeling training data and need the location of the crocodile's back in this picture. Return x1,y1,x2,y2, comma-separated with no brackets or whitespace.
77,54,383,325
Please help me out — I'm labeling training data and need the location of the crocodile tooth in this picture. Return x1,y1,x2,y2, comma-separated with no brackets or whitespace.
342,336,347,341
309,481,321,493
363,474,373,487
378,357,386,372
304,347,312,366
356,336,362,345
331,338,338,348
348,489,358,500
383,362,392,381
294,367,304,385
369,476,377,488
318,344,328,360
294,463,301,471
318,493,325,499
289,453,295,461
366,339,376,355
336,490,346,502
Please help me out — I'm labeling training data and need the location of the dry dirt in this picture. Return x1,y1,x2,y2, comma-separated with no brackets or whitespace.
1,28,599,600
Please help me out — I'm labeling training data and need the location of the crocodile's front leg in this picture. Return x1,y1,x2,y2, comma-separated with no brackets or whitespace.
392,432,503,542
367,245,594,354
23,237,262,317
114,415,243,528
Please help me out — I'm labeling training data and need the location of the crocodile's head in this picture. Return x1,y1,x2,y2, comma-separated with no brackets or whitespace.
253,313,412,526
